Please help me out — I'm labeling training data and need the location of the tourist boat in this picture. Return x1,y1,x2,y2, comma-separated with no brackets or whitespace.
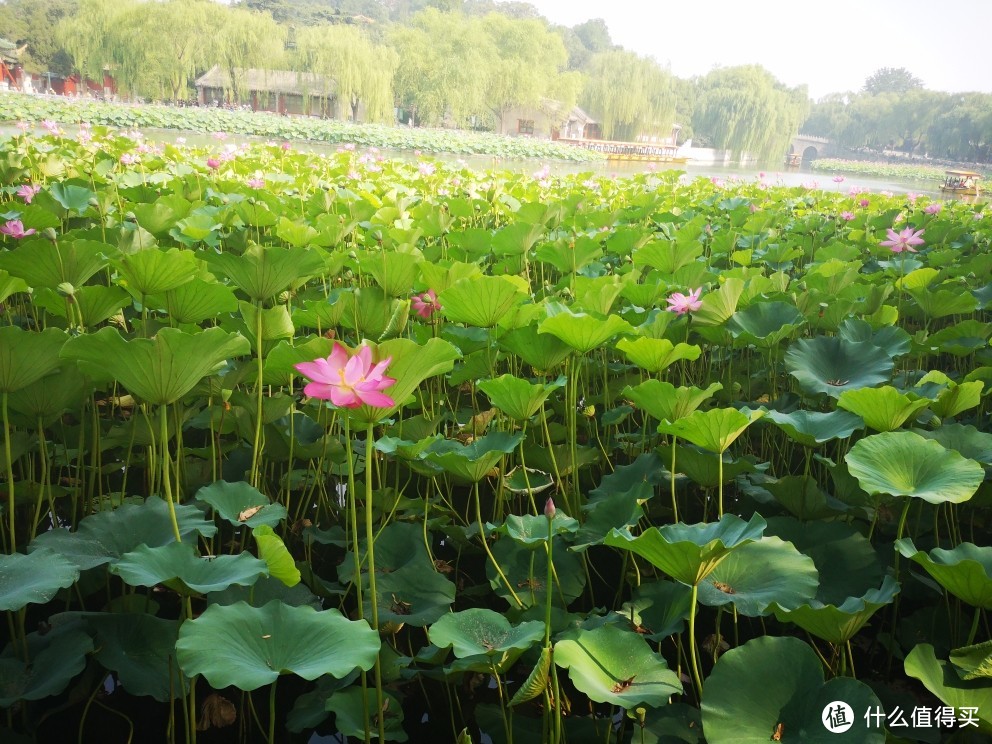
784,153,802,167
939,169,981,197
558,137,690,164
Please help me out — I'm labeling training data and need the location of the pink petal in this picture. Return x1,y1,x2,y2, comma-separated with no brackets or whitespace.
342,355,367,387
302,381,337,400
356,389,396,408
329,386,362,408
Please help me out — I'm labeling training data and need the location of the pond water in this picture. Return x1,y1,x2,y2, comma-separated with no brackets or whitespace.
0,122,951,198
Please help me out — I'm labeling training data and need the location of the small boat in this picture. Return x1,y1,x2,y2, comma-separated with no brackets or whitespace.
939,169,981,196
558,137,690,164
784,153,802,167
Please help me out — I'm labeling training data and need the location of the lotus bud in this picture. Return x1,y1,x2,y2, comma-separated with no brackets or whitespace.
582,405,596,418
544,497,556,520
57,282,76,298
278,291,292,304
41,227,58,242
88,197,99,208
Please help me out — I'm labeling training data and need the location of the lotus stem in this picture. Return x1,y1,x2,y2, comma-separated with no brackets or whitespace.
670,436,678,522
249,301,264,488
365,420,386,744
3,392,15,552
160,404,181,544
475,481,524,608
688,583,704,699
967,606,981,646
268,678,277,744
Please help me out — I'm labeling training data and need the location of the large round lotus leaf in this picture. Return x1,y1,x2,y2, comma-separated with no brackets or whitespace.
657,444,755,488
428,608,543,673
725,301,806,346
477,374,565,421
0,326,67,393
253,524,301,587
950,641,992,681
631,703,703,744
205,243,326,302
615,336,701,373
439,275,526,328
176,600,379,691
7,364,88,425
28,495,217,571
769,575,900,644
498,323,572,372
326,687,407,743
626,580,693,640
605,514,767,586
785,336,894,398
764,517,883,606
697,536,819,616
656,407,765,454
838,317,911,358
366,564,455,628
538,302,633,354
337,521,434,586
846,431,984,504
554,624,682,708
0,548,79,611
194,480,288,528
109,542,268,595
88,613,186,701
425,431,523,483
895,539,992,609
0,625,94,707
762,409,864,447
702,636,884,744
913,424,992,467
905,644,992,734
487,535,585,608
496,512,578,546
837,386,932,432
623,381,722,424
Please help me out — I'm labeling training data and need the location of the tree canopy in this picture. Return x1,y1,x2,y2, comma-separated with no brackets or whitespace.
863,67,924,96
581,50,676,141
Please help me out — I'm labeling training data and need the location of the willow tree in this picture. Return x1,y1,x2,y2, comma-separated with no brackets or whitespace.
215,6,286,104
387,8,489,126
294,25,396,123
55,0,134,89
692,65,809,162
581,49,676,141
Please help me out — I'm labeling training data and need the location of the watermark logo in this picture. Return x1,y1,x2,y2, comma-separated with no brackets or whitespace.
823,701,855,733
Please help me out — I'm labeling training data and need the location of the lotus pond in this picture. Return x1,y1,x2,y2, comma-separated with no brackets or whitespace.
0,124,990,744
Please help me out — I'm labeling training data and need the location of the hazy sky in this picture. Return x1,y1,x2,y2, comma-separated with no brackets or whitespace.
518,0,992,100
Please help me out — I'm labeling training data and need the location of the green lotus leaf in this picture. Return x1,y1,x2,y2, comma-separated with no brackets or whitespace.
0,238,112,291
365,563,455,629
195,480,288,529
205,243,327,301
49,182,94,214
428,608,543,672
554,624,682,708
509,645,552,707
950,641,992,681
691,278,743,327
656,407,765,454
626,580,693,640
477,374,565,421
263,336,336,386
35,285,131,328
657,445,755,488
439,275,527,328
930,380,985,419
770,575,899,644
132,194,192,236
360,248,422,298
912,424,992,466
702,636,884,743
725,301,805,346
616,336,701,373
895,539,992,609
838,318,911,358
88,613,186,701
253,524,301,588
697,536,819,616
240,301,295,348
7,363,88,425
109,542,268,594
0,548,79,612
502,466,554,495
487,534,585,609
539,302,633,354
61,326,250,406
29,495,217,571
633,238,702,275
326,687,407,742
623,381,722,423
176,600,379,691
761,409,864,447
846,431,984,504
785,336,894,398
496,512,578,546
923,320,991,357
155,277,239,324
905,644,992,734
498,323,572,371
573,481,651,552
0,624,94,707
0,270,28,304
425,431,523,483
338,522,435,586
0,326,67,393
114,247,198,298
837,386,931,432
629,703,703,744
605,514,767,586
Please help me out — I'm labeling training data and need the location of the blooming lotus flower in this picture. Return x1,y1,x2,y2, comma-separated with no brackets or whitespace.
840,211,855,221
412,289,441,320
17,184,41,204
206,158,221,170
176,137,187,145
833,175,845,183
212,131,227,140
295,343,395,408
247,177,265,189
534,164,551,180
906,192,919,204
281,142,292,151
40,119,60,134
880,227,925,253
418,162,436,176
15,121,29,132
666,288,703,315
120,153,139,165
924,203,942,215
1,220,36,238
859,198,871,208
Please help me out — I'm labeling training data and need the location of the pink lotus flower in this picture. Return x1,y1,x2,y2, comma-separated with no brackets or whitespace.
666,288,703,315
176,137,187,145
40,119,60,134
412,289,441,320
880,227,925,253
17,184,41,204
534,164,551,180
295,343,396,409
120,153,139,165
859,198,871,208
840,211,855,221
206,158,221,170
418,162,436,176
212,131,227,141
906,192,919,204
281,142,292,151
833,175,845,183
924,203,942,215
247,177,265,189
15,121,29,132
1,220,36,238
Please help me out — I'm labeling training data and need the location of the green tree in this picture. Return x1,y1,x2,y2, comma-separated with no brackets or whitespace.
582,49,676,141
216,7,286,104
692,65,809,161
863,67,924,96
0,0,75,76
55,0,131,87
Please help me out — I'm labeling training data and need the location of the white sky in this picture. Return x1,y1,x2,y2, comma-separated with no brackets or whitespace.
517,0,992,100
